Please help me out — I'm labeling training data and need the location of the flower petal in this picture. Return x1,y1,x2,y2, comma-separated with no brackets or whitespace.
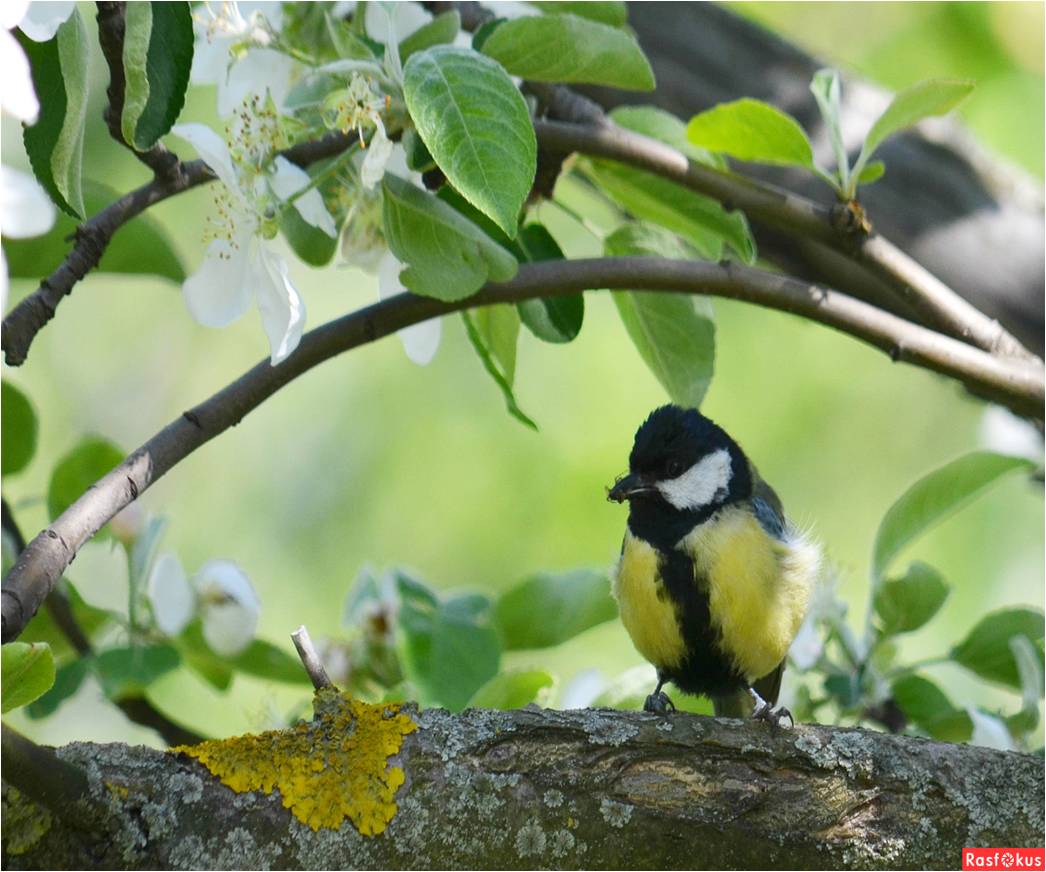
0,28,39,123
271,156,336,237
378,250,441,365
147,552,195,637
365,1,431,43
182,236,253,328
18,0,75,42
251,242,305,364
194,559,260,657
171,123,241,193
0,0,29,31
218,48,293,116
0,165,55,238
360,125,395,191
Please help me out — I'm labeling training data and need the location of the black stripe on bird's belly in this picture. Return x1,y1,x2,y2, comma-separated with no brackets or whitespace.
657,548,747,697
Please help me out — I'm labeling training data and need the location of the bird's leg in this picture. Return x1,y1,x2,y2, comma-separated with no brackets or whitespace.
748,687,793,728
643,674,676,715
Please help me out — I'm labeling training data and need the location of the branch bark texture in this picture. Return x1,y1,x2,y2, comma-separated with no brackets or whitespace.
3,708,1043,869
3,256,1042,644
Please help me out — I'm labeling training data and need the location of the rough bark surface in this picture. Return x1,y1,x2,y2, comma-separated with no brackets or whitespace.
3,707,1043,870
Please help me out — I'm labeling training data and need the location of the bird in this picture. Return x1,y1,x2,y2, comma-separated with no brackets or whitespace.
607,404,821,725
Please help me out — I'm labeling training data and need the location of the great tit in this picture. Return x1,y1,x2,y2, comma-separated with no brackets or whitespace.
608,405,821,725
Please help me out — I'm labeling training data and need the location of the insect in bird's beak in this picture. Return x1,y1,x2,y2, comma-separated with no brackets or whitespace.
607,472,657,503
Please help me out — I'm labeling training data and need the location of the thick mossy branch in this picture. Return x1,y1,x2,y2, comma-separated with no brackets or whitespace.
3,704,1042,870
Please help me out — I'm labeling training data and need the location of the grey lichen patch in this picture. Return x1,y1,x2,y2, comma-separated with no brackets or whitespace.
841,834,906,867
290,816,375,869
2,786,52,855
416,706,508,762
215,826,282,870
600,798,634,828
514,821,546,857
549,829,576,859
165,770,204,805
543,789,564,808
793,728,875,778
655,720,674,732
167,834,207,870
582,711,639,747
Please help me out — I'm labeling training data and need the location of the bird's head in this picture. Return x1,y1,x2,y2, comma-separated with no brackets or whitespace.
608,405,751,516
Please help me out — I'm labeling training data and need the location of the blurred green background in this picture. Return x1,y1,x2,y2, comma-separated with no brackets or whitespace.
3,2,1043,746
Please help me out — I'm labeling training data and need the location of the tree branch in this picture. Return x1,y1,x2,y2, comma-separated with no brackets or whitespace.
3,707,1042,868
2,499,201,746
3,257,1041,643
533,120,1036,362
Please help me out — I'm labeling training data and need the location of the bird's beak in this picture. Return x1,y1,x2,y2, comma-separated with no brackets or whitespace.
607,473,657,503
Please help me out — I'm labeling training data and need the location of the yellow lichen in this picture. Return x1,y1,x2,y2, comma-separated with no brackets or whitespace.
172,690,417,834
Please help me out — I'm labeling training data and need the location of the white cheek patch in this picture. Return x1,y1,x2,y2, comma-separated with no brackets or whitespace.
657,448,733,510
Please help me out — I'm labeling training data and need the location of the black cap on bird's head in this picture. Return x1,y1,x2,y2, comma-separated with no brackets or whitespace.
608,406,751,537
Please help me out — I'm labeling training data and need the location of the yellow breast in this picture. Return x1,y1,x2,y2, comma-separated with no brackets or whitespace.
683,507,819,682
611,531,687,671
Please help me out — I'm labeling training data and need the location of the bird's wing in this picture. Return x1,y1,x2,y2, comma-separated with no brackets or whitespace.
748,462,786,540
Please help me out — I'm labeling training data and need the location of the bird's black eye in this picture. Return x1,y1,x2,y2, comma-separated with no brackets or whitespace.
666,459,684,478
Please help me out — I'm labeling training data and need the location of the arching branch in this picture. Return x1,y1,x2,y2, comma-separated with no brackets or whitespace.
3,257,1041,643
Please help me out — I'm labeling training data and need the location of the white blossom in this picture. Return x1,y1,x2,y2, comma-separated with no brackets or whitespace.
194,560,260,657
0,166,57,310
1,0,75,124
147,552,195,637
173,117,336,364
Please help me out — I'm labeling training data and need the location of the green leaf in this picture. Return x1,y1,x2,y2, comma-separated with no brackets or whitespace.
605,223,716,408
120,2,193,150
529,2,628,25
1008,635,1043,733
610,105,725,168
872,452,1034,581
494,568,617,650
27,657,89,719
94,644,181,700
229,639,314,685
467,668,555,710
581,158,755,262
687,98,815,169
471,18,505,52
874,562,950,636
950,608,1045,690
462,311,537,430
326,13,380,61
1,642,56,713
399,10,460,62
382,175,518,301
20,9,90,217
857,160,886,185
175,622,233,690
280,202,339,266
1,382,38,477
403,46,536,237
891,674,972,742
129,516,168,592
4,180,185,283
481,14,654,91
855,79,974,176
809,68,847,189
47,437,125,533
472,305,520,386
515,224,583,344
394,572,501,711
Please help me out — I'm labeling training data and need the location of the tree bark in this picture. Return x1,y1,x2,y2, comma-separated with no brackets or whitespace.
3,706,1042,870
585,3,1045,354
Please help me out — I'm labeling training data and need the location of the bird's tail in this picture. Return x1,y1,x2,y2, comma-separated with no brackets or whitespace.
712,662,785,718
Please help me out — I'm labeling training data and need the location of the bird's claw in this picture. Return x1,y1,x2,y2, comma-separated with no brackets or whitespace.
643,690,676,715
752,701,794,729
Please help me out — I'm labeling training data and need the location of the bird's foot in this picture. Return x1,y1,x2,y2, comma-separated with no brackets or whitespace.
748,687,793,729
752,700,794,729
643,690,676,715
